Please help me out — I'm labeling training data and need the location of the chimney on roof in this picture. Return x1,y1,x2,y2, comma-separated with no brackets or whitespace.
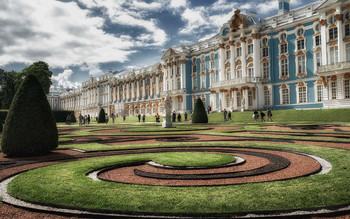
278,0,290,15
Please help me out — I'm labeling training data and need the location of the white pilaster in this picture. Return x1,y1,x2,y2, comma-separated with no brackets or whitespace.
219,42,225,82
156,76,160,96
137,80,140,99
320,19,328,65
241,36,247,78
337,14,344,62
253,36,261,77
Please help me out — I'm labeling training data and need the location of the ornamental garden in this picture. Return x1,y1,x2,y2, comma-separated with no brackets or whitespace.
0,74,350,218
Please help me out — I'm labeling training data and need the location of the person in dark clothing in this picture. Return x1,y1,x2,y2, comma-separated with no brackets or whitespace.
172,111,176,122
184,112,188,121
228,111,232,120
87,114,90,125
253,110,259,121
260,111,265,122
138,114,141,122
177,113,181,122
223,109,227,121
267,108,273,122
142,114,146,122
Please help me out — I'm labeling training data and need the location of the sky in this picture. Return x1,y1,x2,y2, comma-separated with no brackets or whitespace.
0,0,317,89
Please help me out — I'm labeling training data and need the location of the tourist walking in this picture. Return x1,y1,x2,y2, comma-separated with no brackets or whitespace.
223,109,227,121
77,114,82,126
267,108,273,122
87,114,90,125
228,111,232,121
111,113,115,123
155,114,160,122
105,113,109,124
260,111,265,122
123,115,126,122
253,110,259,122
83,115,87,125
184,112,188,121
172,111,176,122
138,114,141,122
142,114,146,122
177,113,182,122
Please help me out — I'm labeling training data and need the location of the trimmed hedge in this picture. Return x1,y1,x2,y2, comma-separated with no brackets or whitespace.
1,74,58,157
52,110,75,123
98,108,106,123
192,98,208,123
0,110,8,133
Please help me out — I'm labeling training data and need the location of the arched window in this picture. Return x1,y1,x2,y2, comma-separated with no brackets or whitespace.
237,92,241,107
248,63,254,77
236,66,242,78
248,90,253,106
226,68,231,80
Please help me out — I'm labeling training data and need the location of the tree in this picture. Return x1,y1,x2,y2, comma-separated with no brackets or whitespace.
98,108,106,123
20,61,53,94
1,74,58,157
192,98,208,123
0,70,18,109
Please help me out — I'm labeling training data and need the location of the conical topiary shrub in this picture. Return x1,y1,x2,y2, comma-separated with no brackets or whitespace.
1,74,58,157
70,112,76,123
192,98,208,123
98,108,106,123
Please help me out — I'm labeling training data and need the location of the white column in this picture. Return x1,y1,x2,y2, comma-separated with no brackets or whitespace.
253,36,261,77
131,82,135,99
150,78,153,96
156,76,160,96
219,43,225,81
127,83,130,100
320,19,328,65
243,89,249,110
337,14,344,62
142,79,146,98
181,61,186,89
117,86,120,102
137,80,140,99
337,75,343,99
230,40,235,79
233,90,237,111
211,92,216,111
241,37,247,78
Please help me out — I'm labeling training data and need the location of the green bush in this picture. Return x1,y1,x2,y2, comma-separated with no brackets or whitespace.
192,98,208,123
0,110,8,133
70,112,76,123
52,110,75,122
1,74,58,157
98,108,106,123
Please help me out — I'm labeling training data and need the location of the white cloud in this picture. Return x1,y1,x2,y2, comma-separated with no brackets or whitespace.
52,69,81,88
80,63,103,76
0,0,135,68
170,0,187,8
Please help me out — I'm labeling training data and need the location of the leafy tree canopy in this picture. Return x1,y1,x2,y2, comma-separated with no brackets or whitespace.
0,69,19,109
20,61,53,94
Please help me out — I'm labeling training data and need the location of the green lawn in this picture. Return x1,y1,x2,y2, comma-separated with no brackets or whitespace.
8,142,350,214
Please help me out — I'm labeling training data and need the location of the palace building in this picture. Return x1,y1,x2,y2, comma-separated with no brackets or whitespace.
60,0,350,117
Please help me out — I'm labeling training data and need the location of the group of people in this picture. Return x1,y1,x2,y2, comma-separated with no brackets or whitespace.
172,111,188,122
252,108,272,122
223,109,232,121
78,113,91,126
137,114,147,122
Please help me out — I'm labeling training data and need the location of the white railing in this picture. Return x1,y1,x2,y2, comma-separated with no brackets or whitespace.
318,62,350,73
211,77,262,88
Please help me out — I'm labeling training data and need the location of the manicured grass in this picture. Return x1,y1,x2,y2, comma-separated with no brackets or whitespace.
8,142,350,214
123,126,210,132
152,152,235,167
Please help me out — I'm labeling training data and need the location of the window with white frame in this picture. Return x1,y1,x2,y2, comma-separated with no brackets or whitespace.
316,84,323,102
177,98,181,110
160,104,164,113
264,90,270,105
226,50,231,59
210,60,215,69
237,92,241,107
262,38,268,46
280,43,287,54
297,28,304,37
281,87,290,104
211,53,215,59
315,52,322,67
226,94,230,108
346,44,350,61
192,65,197,73
297,55,306,74
330,46,338,65
331,81,337,99
281,59,288,77
314,23,320,32
236,47,242,57
226,68,231,80
201,74,206,88
176,66,180,75
345,79,350,98
236,66,242,78
262,47,269,57
248,91,253,106
177,78,181,89
201,62,206,72
297,39,305,50
280,33,287,41
345,23,350,37
202,96,206,108
247,44,253,54
248,63,254,77
315,35,321,47
329,27,338,40
263,62,270,79
298,86,307,103
172,79,175,90
152,104,156,114
146,105,150,114
210,73,216,85
192,76,197,90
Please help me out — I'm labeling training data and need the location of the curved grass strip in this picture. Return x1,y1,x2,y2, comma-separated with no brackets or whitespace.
151,152,235,167
122,126,210,132
7,143,350,214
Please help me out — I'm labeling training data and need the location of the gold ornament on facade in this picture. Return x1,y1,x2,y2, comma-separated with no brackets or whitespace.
344,73,350,79
335,14,343,21
219,89,228,92
219,44,225,49
210,90,216,94
331,75,337,81
264,86,269,90
229,41,235,46
281,84,287,89
247,39,253,44
225,62,231,68
280,76,289,80
298,81,305,87
225,45,230,50
236,42,241,47
252,33,260,39
247,57,253,63
262,78,270,82
319,19,326,26
329,41,338,46
328,9,336,15
240,37,246,42
236,59,242,65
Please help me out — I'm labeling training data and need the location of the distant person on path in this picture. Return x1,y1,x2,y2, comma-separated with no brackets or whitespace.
177,113,182,122
105,113,109,124
223,109,227,121
138,114,141,122
228,111,232,121
111,113,115,123
172,111,176,122
142,114,146,122
77,114,82,126
66,114,71,125
253,110,259,122
83,115,87,125
260,111,265,122
267,108,273,122
184,112,188,121
123,115,126,121
155,114,160,122
87,114,91,125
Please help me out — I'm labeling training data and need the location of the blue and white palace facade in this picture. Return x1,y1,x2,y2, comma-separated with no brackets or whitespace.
60,0,350,117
